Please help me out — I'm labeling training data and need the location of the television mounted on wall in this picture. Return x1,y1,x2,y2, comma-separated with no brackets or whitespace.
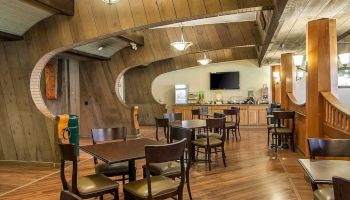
210,72,240,90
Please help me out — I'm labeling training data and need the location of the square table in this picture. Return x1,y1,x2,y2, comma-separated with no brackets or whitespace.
298,159,350,190
80,138,161,182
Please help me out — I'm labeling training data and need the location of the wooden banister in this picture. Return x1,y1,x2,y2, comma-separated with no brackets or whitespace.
321,92,350,135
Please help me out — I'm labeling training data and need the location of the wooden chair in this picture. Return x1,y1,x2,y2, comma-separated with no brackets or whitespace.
123,139,187,200
308,138,350,159
59,143,119,200
143,127,193,200
271,111,295,152
91,127,130,184
307,138,350,191
191,109,200,119
60,191,82,200
192,118,227,171
155,118,169,141
313,176,350,200
231,107,241,134
223,109,240,141
266,107,284,147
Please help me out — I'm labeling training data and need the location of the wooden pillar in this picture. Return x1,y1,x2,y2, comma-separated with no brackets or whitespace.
306,18,338,139
280,53,294,109
271,65,281,103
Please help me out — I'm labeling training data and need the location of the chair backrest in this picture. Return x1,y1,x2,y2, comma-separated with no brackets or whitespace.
163,113,183,122
273,111,295,131
155,118,169,127
271,103,281,109
333,176,350,200
206,118,226,142
231,107,240,113
169,127,192,158
91,127,127,144
199,107,209,114
191,109,200,119
59,143,78,194
223,109,239,122
308,138,350,159
144,140,187,199
213,112,225,118
60,191,82,200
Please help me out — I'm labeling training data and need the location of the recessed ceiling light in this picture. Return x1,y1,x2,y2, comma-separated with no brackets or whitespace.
98,46,104,51
102,0,120,4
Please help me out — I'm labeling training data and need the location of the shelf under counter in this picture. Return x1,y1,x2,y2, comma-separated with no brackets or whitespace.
173,104,269,126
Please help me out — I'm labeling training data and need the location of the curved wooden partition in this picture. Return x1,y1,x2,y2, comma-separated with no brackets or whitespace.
0,0,273,163
321,92,350,138
286,92,307,154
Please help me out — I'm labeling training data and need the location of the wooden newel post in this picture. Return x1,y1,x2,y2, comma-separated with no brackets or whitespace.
280,53,294,109
306,18,338,141
271,65,281,104
130,106,141,138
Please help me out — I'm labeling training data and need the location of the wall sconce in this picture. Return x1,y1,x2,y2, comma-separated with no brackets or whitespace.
273,71,280,83
339,53,350,66
293,54,307,81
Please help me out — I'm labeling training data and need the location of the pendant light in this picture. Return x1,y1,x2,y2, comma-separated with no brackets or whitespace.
102,0,120,4
170,25,193,51
197,53,212,65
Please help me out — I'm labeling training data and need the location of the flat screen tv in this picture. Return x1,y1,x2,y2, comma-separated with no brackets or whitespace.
210,72,240,90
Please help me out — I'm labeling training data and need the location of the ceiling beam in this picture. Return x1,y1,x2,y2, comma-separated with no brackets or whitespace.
118,32,144,46
58,50,110,61
24,0,74,16
338,30,350,41
0,31,23,41
258,0,289,67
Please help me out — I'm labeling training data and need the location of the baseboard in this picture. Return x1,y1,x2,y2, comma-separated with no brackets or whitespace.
0,160,61,168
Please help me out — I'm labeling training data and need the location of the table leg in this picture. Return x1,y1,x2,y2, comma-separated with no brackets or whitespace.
128,160,136,182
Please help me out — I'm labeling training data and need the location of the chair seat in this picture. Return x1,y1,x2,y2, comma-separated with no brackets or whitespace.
225,122,237,128
267,124,286,129
68,174,118,196
149,161,181,177
192,138,222,147
124,176,178,198
313,187,334,200
95,162,129,176
271,127,293,134
197,132,221,139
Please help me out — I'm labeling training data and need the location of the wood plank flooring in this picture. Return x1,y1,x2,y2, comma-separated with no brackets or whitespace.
0,127,313,200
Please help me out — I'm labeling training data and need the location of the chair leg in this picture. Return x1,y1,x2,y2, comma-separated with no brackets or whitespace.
221,145,226,167
208,148,212,171
186,169,193,200
267,131,270,147
100,195,103,200
234,128,238,141
114,189,119,200
156,127,159,141
237,126,241,139
227,128,230,140
122,175,125,185
142,166,146,178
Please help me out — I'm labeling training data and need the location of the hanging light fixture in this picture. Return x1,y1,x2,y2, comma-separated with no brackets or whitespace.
102,0,120,5
197,53,212,65
170,25,193,51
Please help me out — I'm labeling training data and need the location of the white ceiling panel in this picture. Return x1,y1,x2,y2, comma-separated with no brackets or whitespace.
152,12,256,29
0,0,55,35
73,37,130,58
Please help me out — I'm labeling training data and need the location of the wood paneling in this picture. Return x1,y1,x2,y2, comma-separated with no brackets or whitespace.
306,18,337,140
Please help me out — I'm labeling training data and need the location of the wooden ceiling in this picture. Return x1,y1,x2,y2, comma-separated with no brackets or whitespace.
262,0,350,65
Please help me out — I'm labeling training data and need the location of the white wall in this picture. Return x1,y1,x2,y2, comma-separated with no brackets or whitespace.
338,88,350,107
152,60,271,111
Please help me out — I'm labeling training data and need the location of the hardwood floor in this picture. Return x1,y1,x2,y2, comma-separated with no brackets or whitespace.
0,127,313,200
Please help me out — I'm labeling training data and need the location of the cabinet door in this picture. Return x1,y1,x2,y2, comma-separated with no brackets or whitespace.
258,109,267,125
239,109,249,125
248,110,258,125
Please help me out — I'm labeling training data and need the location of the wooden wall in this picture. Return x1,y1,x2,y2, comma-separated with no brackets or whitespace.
0,41,58,162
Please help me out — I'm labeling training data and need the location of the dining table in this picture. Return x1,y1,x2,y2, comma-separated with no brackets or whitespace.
298,159,350,190
80,138,161,182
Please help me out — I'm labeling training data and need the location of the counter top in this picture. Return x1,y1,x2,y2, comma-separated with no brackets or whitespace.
174,104,269,106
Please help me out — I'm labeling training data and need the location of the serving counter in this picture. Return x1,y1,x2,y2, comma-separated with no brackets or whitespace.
173,104,269,126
